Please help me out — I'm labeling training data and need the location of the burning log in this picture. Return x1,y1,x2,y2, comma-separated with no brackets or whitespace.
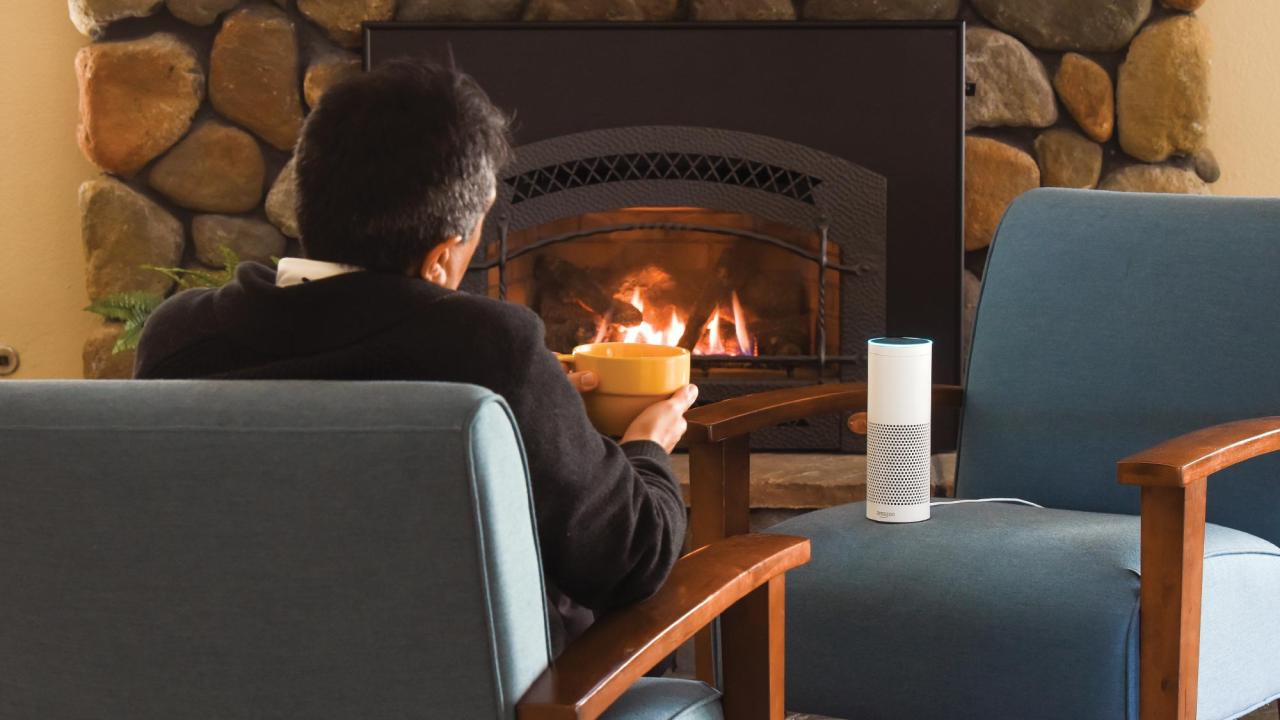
532,255,642,326
677,241,758,350
747,316,808,356
541,304,598,351
528,235,812,357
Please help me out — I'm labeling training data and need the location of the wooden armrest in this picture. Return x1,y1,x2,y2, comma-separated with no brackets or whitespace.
684,382,964,444
1117,416,1280,720
1117,416,1280,488
517,533,810,720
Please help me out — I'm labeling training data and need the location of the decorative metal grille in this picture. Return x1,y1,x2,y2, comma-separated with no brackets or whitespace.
505,152,823,205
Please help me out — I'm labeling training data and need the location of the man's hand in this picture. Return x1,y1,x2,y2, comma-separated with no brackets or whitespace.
621,384,699,453
567,370,598,394
558,353,599,395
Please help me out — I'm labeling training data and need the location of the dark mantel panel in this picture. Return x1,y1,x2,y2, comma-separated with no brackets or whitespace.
367,22,963,387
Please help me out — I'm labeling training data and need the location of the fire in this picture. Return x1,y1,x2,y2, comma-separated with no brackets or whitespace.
695,294,753,355
593,268,756,356
731,290,755,356
618,286,686,346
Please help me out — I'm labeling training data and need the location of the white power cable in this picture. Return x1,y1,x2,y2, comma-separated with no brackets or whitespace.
929,497,1044,508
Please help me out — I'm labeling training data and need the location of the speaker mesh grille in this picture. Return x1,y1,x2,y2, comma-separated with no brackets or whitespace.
866,422,930,505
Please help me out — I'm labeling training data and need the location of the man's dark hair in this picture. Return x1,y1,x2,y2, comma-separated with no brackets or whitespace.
295,58,511,275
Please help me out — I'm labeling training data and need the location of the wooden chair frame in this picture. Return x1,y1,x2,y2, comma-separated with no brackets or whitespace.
682,382,1280,720
517,533,810,720
1118,418,1280,719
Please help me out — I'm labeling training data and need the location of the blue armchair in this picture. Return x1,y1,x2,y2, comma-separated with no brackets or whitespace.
0,380,808,719
684,189,1280,719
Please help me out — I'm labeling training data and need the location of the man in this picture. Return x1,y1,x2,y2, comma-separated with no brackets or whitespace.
134,59,695,652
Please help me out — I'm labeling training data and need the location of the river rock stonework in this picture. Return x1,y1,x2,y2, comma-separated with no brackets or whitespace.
803,0,957,20
69,0,163,37
1193,148,1221,183
75,34,204,177
304,52,362,110
524,0,682,21
691,0,796,21
79,177,183,301
970,0,1152,52
266,157,301,239
83,323,136,380
1117,14,1211,163
210,4,305,151
194,216,287,266
166,0,241,25
148,121,265,213
396,0,529,20
964,137,1040,251
298,0,397,48
965,28,1057,130
1099,164,1209,194
1053,53,1114,143
67,0,1218,377
1035,129,1103,189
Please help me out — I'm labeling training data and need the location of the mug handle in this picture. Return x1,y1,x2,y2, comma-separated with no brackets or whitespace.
555,353,575,368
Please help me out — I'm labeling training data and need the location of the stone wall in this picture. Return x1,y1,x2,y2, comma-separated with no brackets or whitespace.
70,0,1215,377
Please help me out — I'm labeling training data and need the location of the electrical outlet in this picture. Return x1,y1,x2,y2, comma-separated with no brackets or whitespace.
0,345,19,376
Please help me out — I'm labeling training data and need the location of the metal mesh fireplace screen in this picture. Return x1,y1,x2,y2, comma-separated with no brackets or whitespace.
506,153,822,205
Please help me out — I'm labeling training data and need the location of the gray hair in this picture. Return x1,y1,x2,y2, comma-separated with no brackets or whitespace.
296,58,512,274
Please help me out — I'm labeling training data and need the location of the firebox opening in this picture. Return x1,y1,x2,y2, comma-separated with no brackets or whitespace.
487,207,841,381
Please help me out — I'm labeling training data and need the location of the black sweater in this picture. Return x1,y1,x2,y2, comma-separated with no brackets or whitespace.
134,262,687,649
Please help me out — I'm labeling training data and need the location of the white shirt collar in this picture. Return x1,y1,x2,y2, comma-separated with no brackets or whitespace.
274,257,365,288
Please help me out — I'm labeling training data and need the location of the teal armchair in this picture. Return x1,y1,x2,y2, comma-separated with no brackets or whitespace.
685,189,1280,719
0,380,808,719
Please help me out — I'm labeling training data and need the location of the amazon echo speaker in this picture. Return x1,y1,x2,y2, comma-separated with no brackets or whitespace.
865,337,933,523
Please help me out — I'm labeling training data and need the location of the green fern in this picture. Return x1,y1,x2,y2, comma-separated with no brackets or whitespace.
85,246,268,354
143,245,242,290
84,291,165,353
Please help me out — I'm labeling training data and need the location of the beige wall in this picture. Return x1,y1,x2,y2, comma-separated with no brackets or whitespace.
0,1,97,379
1200,1,1280,197
0,2,1277,379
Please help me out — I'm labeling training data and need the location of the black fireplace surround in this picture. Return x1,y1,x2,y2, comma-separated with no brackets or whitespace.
367,23,964,451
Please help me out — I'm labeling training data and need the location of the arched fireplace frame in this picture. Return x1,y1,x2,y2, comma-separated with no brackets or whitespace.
464,126,888,378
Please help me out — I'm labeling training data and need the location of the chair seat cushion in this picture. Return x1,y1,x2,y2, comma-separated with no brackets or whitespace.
768,501,1280,720
601,678,723,720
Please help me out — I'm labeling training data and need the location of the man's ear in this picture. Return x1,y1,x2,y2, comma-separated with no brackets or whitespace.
419,239,457,285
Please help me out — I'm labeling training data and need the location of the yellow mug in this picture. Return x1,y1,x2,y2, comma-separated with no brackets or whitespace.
557,342,692,437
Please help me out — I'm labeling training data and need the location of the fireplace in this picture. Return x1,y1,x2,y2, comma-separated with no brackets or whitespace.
469,125,886,449
367,23,964,451
498,206,842,361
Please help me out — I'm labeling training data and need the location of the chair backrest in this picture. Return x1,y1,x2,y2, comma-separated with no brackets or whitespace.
958,189,1280,544
0,380,550,719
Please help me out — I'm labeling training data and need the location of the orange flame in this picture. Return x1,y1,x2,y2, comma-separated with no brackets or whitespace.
619,286,686,346
594,272,755,357
731,290,755,356
704,306,722,354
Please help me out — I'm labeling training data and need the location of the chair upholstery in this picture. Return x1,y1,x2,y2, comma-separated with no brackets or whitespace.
775,501,1280,720
959,190,1280,542
601,678,724,720
0,380,716,720
771,189,1280,719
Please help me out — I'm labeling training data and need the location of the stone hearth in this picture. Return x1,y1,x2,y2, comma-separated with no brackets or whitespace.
69,0,1219,378
672,452,957,516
